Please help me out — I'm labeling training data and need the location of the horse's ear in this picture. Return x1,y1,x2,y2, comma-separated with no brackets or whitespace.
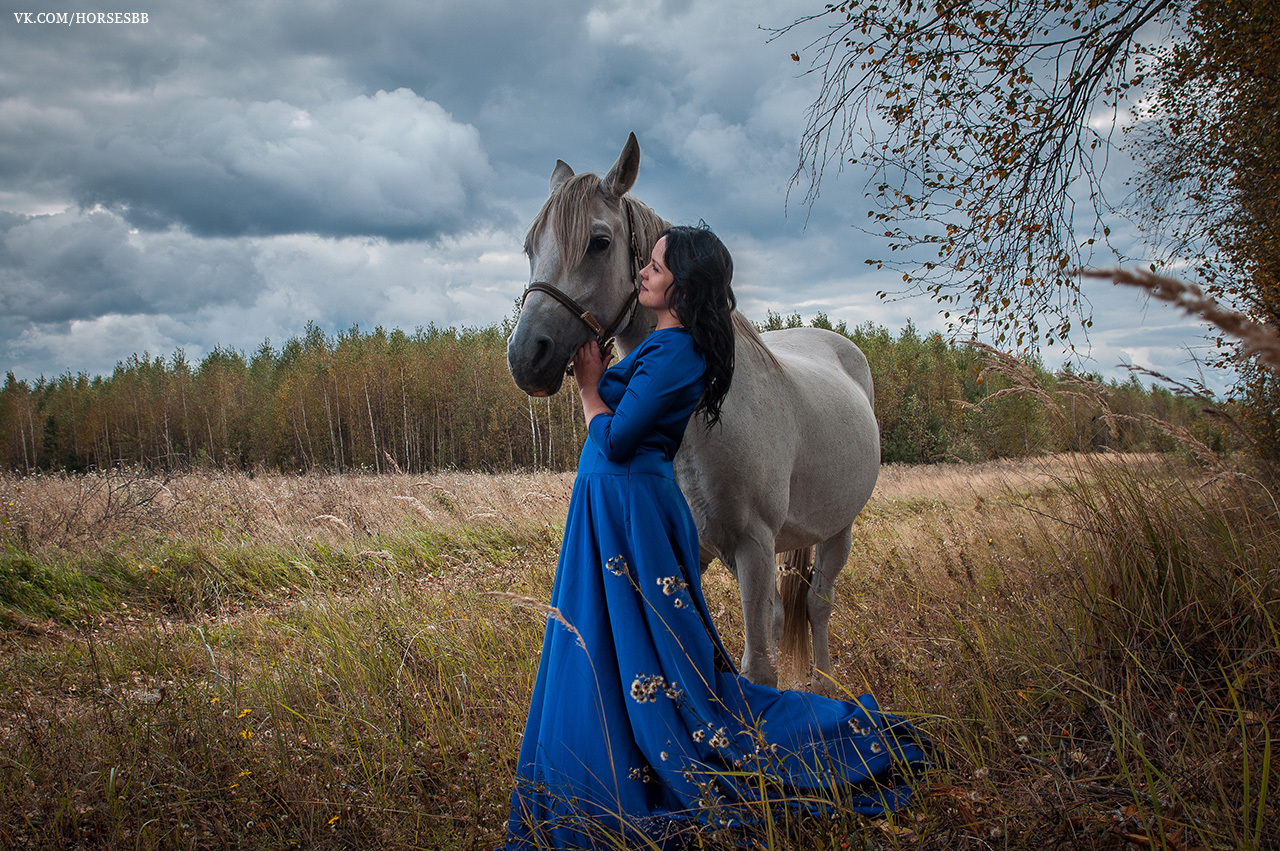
551,160,574,193
601,132,640,199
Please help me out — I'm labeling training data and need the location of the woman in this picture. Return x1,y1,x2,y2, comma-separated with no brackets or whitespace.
505,225,929,849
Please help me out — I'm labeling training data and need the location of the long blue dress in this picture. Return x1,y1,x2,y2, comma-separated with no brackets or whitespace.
505,328,929,849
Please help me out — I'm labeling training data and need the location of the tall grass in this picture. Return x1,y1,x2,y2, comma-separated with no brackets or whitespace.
1,452,1276,848
0,468,571,627
0,580,546,848
1050,455,1279,851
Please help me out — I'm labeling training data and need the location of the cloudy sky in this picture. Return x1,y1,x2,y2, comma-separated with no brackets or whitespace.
0,0,1225,390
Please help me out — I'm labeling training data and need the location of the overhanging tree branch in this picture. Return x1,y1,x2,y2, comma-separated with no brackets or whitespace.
776,0,1179,349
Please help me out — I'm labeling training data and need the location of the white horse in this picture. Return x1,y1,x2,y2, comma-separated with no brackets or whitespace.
507,133,880,692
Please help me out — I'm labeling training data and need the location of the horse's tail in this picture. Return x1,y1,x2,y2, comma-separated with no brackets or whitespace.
777,547,812,689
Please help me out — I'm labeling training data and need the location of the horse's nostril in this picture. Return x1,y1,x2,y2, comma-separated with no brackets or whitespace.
531,334,555,371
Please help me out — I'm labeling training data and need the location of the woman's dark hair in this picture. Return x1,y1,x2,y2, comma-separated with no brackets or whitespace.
660,224,735,426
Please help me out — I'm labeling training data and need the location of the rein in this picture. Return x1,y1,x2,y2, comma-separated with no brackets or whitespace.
520,200,645,371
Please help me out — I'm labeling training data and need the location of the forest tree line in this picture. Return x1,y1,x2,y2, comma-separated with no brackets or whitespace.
0,316,1228,474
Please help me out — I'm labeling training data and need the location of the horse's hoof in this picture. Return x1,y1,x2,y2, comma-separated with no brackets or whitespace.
741,665,779,690
813,679,839,699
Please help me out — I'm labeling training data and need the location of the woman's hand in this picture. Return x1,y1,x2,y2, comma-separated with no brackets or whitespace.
573,340,615,425
572,340,612,391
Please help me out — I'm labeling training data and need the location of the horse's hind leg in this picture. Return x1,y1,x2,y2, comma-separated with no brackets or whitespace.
809,524,853,697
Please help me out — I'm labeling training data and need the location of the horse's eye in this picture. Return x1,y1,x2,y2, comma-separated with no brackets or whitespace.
589,235,611,253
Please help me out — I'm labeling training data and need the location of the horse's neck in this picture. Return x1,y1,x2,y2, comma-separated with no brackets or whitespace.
615,305,658,358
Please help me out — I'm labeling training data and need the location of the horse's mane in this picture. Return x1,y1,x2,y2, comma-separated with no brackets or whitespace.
732,311,784,371
524,172,667,271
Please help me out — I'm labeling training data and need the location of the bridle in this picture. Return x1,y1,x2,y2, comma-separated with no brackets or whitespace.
520,201,645,370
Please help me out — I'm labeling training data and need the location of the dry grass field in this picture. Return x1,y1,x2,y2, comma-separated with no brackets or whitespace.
1,454,1276,849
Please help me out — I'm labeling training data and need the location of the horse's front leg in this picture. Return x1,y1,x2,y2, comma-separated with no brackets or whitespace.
730,534,781,688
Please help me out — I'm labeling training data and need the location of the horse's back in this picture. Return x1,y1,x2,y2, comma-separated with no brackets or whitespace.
678,325,880,559
760,327,874,408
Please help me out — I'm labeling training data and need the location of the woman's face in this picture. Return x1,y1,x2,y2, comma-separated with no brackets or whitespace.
638,236,675,313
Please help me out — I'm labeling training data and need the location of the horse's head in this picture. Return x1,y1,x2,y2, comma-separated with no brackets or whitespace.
508,133,666,396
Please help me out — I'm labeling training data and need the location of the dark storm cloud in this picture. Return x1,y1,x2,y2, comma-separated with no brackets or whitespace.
114,90,486,239
9,89,495,240
0,209,264,323
1,0,507,240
